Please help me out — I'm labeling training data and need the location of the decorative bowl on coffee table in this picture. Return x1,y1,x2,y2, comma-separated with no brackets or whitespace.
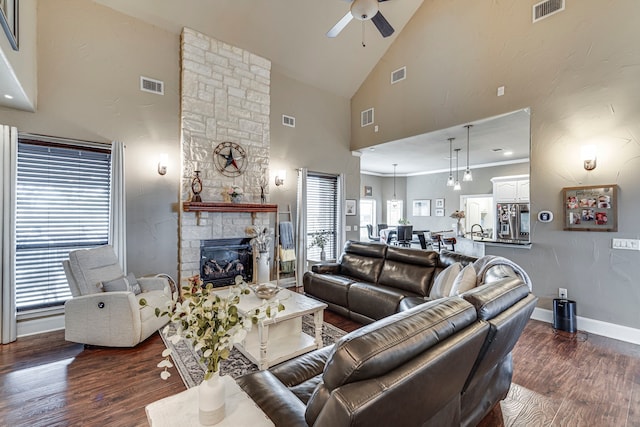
250,283,282,299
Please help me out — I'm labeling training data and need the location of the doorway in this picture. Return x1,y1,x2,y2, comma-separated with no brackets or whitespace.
359,199,376,241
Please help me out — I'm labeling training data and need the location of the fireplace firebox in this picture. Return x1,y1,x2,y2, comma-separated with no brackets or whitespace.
200,238,253,286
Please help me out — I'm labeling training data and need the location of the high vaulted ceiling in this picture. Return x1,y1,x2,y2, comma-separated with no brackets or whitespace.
94,0,424,99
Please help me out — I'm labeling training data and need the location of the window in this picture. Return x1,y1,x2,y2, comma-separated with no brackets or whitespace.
15,139,112,312
386,200,404,226
359,199,376,241
306,173,338,261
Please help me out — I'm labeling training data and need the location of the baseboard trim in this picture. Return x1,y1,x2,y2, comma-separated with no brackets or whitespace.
17,313,65,338
531,307,640,346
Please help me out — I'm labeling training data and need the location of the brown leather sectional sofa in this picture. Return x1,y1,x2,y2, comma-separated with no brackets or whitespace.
238,276,538,426
302,240,478,324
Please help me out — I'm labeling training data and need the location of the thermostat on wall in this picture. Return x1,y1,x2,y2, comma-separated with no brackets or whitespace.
538,211,553,223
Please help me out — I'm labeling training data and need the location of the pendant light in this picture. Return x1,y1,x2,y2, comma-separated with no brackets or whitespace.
391,163,398,207
453,148,461,191
463,124,473,182
446,138,455,187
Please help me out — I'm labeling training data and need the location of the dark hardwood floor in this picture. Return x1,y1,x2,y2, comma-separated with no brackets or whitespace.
1,299,639,426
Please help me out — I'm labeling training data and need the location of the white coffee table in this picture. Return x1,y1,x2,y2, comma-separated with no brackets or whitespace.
145,375,273,426
214,287,327,370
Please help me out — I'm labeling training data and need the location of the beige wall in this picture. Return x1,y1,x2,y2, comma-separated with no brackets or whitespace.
0,0,181,279
269,71,359,242
352,0,640,331
0,0,357,298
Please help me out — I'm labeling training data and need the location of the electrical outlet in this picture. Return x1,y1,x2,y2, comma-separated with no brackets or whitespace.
559,288,568,299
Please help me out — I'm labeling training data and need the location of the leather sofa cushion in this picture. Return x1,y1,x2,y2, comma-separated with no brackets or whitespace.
439,249,478,268
377,247,439,296
303,272,354,307
338,241,387,284
347,282,413,321
322,297,477,391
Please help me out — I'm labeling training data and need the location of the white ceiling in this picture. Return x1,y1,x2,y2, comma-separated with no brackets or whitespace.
359,109,531,176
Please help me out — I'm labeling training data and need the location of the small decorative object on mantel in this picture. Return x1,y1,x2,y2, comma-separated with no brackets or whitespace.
223,186,243,203
191,170,203,202
450,210,466,237
143,275,284,426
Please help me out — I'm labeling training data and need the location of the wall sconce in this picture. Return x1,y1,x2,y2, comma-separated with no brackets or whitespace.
157,153,168,175
581,145,597,170
275,169,286,186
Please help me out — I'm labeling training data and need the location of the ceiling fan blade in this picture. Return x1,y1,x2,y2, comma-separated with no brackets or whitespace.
327,11,354,38
371,11,394,37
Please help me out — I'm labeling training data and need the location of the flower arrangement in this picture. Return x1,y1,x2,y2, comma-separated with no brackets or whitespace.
309,230,330,250
246,225,272,252
145,275,283,380
398,218,411,225
450,210,465,220
226,186,243,198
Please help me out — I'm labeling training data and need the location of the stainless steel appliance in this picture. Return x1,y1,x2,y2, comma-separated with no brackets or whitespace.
496,203,530,241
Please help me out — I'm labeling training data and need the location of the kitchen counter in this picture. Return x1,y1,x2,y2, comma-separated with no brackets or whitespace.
454,236,532,257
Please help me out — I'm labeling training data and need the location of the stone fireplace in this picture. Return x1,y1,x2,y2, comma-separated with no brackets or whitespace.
179,28,272,284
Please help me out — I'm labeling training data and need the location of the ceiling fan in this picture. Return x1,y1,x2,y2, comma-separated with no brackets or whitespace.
327,0,395,39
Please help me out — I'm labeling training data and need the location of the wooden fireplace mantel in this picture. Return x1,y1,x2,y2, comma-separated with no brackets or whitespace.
182,202,278,213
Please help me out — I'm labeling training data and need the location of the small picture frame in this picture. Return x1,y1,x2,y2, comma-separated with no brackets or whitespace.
364,186,373,197
435,208,445,217
435,198,445,209
563,185,617,231
346,199,357,216
412,199,431,216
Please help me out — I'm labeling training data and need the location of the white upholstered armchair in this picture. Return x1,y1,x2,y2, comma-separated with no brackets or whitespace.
62,245,172,347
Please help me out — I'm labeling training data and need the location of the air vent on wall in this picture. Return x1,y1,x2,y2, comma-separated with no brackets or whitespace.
533,0,565,23
391,66,406,84
361,108,374,127
140,76,164,95
282,114,296,128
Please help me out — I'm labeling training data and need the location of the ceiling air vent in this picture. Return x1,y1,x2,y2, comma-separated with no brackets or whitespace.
140,76,164,95
533,0,565,23
361,108,374,127
391,66,406,84
282,114,296,128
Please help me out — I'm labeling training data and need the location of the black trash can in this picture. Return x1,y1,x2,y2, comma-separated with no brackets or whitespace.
553,298,577,333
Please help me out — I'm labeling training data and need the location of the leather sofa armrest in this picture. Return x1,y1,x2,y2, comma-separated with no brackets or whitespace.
270,345,333,387
311,263,340,274
237,371,308,427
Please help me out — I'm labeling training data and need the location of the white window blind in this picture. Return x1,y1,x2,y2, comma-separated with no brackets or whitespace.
306,173,338,261
15,140,112,312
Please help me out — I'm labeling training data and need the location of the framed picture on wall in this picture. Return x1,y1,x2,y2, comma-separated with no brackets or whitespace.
435,208,445,217
364,186,373,197
563,184,617,232
346,199,357,216
412,199,431,216
0,0,18,50
435,198,445,209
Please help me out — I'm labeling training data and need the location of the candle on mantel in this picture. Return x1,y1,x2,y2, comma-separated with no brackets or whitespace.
193,162,199,172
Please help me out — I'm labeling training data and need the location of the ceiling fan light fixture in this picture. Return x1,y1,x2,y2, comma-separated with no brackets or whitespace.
351,0,379,21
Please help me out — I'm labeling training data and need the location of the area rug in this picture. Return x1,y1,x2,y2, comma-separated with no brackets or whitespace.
159,314,346,388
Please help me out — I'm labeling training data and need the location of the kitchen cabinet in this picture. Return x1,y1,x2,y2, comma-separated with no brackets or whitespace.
491,175,529,202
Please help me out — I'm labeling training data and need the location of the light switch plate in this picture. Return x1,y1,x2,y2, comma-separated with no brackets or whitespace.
612,238,640,250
